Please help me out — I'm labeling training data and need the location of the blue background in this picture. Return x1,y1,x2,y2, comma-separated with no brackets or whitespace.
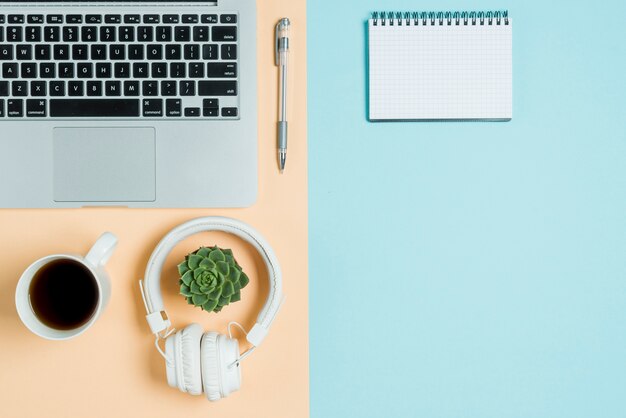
308,1,626,417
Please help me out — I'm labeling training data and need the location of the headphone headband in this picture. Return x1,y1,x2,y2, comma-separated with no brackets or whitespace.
141,217,284,347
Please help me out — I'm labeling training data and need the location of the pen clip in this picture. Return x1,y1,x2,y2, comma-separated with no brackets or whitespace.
275,18,290,66
275,26,279,66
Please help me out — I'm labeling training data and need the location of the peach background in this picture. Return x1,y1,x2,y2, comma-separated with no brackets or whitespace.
0,1,308,417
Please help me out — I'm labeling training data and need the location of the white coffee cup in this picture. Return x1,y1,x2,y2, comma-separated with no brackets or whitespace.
15,233,118,341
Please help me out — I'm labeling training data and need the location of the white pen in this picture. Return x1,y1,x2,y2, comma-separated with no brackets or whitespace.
275,18,290,173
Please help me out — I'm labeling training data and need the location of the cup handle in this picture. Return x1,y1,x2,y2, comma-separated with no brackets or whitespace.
85,232,118,268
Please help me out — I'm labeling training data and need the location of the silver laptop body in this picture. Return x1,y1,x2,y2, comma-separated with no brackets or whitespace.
0,0,257,208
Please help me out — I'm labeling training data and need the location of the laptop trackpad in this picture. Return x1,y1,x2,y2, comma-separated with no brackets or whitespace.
53,127,156,202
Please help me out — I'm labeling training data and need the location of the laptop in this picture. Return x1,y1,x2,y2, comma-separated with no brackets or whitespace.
0,0,257,208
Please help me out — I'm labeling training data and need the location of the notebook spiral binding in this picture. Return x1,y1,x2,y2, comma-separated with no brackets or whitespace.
372,10,509,27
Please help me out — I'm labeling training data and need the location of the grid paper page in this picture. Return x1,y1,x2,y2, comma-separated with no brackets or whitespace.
368,18,512,121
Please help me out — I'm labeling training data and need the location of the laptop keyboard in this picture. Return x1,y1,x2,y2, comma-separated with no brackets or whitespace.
0,12,239,119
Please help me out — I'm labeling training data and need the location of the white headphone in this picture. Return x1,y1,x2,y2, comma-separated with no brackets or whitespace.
139,217,284,401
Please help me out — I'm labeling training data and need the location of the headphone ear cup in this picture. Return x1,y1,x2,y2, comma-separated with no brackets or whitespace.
201,332,241,401
165,324,203,395
200,332,222,401
165,332,178,389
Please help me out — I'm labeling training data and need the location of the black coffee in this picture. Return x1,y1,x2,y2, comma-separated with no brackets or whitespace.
28,259,99,331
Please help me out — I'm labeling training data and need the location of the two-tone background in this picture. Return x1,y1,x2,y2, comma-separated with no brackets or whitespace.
0,0,625,417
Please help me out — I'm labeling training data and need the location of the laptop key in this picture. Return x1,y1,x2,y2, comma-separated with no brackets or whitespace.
59,63,74,78
0,100,4,117
110,45,125,60
96,62,111,78
203,99,218,108
0,46,13,60
189,62,204,78
143,98,163,116
7,27,23,42
156,26,172,42
82,26,98,42
133,62,148,78
26,27,42,42
105,81,121,96
212,26,237,42
105,15,121,24
220,14,237,24
147,45,162,60
68,81,84,96
161,81,176,96
47,15,63,24
170,62,185,78
35,44,50,60
72,45,87,60
193,26,209,42
8,15,24,24
222,107,238,117
152,63,167,78
0,81,9,96
77,62,93,78
184,107,200,117
86,15,102,24
54,45,69,60
175,26,190,42
50,99,140,116
31,81,46,96
67,15,83,24
21,63,37,78
142,81,158,96
26,99,46,117
114,62,130,78
184,44,199,60
63,26,79,42
144,15,160,24
124,81,140,96
87,81,102,96
124,15,141,24
207,63,237,78
49,81,64,96
221,44,237,60
44,26,60,42
100,26,116,42
12,81,28,96
165,44,181,60
119,26,134,42
166,99,181,116
163,15,179,24
182,15,199,24
201,14,218,24
203,107,218,117
40,63,55,78
129,45,144,60
179,80,195,96
7,99,23,117
198,81,237,96
138,26,153,42
16,45,32,60
27,15,44,24
2,63,18,78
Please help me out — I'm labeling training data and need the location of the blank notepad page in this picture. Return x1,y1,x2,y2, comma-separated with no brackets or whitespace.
368,12,512,121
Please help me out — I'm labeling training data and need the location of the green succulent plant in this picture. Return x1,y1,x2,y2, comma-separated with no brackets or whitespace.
177,246,249,313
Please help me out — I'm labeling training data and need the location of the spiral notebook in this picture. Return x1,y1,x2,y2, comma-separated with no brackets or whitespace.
368,11,512,121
